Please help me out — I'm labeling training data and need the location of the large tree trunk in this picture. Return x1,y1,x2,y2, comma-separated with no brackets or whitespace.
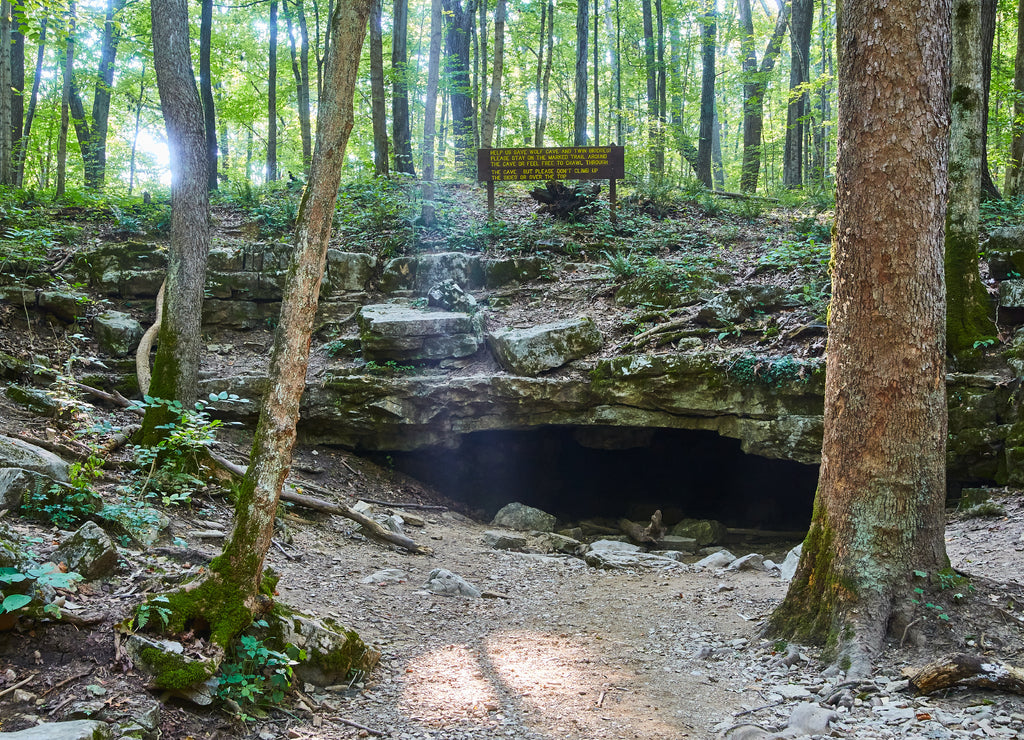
481,0,505,149
88,0,125,191
0,0,12,185
534,0,553,146
284,0,312,173
369,0,388,175
212,0,373,640
738,0,788,193
654,0,665,171
200,0,218,190
979,0,1000,200
573,0,588,146
139,0,211,444
420,0,442,225
391,0,414,174
696,0,715,187
15,15,45,187
56,3,74,198
946,0,995,361
1007,0,1024,198
782,0,812,188
768,0,950,677
442,0,474,174
267,0,279,182
593,0,599,145
641,0,657,171
10,0,23,185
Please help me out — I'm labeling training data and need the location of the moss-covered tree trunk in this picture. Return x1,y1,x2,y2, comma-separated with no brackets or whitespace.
945,0,994,362
767,0,950,678
168,0,373,648
139,0,210,445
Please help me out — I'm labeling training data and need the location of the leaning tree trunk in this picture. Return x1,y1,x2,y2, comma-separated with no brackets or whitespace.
199,0,373,646
768,0,950,678
139,0,211,445
946,0,995,361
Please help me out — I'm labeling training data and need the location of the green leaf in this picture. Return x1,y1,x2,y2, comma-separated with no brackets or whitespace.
1,593,32,613
914,570,927,578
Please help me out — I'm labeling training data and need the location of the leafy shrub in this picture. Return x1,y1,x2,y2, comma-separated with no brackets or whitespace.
1,564,83,618
23,456,104,529
217,620,305,718
729,354,814,387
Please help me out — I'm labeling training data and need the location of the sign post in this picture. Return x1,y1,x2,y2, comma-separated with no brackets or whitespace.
477,145,625,225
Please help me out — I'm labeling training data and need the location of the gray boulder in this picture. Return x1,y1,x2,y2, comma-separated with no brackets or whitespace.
323,250,375,293
360,568,407,584
536,532,583,555
124,633,219,704
583,548,682,570
426,279,477,313
52,522,118,580
37,291,84,323
779,544,802,582
491,502,556,532
986,226,1024,280
0,437,69,482
0,721,113,739
0,468,47,513
999,279,1024,310
357,303,481,362
269,612,380,685
487,317,602,376
93,311,144,358
726,553,769,572
694,550,736,570
483,530,528,550
656,535,699,553
423,568,481,598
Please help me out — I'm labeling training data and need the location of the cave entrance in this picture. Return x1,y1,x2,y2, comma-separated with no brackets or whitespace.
384,426,819,533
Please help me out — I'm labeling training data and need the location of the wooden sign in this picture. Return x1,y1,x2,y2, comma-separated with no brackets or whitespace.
477,145,625,183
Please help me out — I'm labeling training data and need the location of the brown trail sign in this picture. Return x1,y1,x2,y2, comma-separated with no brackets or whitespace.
477,145,625,223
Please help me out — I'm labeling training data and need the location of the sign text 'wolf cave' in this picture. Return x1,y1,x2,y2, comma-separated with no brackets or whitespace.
477,145,625,183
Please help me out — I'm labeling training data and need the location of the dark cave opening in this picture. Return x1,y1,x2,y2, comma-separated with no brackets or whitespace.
384,426,820,531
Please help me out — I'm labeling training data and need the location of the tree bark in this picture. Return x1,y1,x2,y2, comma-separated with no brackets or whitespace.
55,3,74,198
140,0,211,444
267,0,279,182
534,0,553,146
15,15,45,187
420,0,442,225
946,0,995,360
442,0,475,174
739,0,789,193
573,0,588,146
978,0,1000,200
696,0,715,187
654,0,665,171
200,0,218,190
783,0,812,188
215,0,374,638
642,0,657,171
284,0,312,173
0,0,12,185
391,0,414,174
369,0,388,175
10,0,23,184
1007,0,1024,198
88,0,125,191
481,0,505,149
768,0,950,677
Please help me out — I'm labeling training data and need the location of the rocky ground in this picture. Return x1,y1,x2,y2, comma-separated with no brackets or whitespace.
0,187,1023,739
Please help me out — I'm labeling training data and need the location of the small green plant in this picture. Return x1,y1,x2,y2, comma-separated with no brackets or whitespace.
134,595,172,631
217,620,306,718
972,338,997,349
0,565,83,618
729,354,813,387
961,501,1007,518
362,360,416,375
601,250,637,280
324,339,351,357
23,456,104,529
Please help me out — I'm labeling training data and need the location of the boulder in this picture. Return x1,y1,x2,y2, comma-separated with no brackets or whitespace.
426,279,477,313
482,257,545,288
726,553,769,572
0,437,69,482
588,539,641,553
583,549,682,570
778,544,802,582
4,386,60,416
379,253,484,294
483,530,528,550
37,291,83,323
357,304,481,362
694,549,736,570
487,317,602,376
323,250,375,294
52,522,118,580
269,612,380,685
536,532,584,555
670,518,726,547
491,502,556,532
986,226,1024,280
0,721,113,739
695,286,788,328
423,568,481,598
999,279,1024,311
123,633,219,704
93,311,143,358
656,535,698,553
359,568,407,584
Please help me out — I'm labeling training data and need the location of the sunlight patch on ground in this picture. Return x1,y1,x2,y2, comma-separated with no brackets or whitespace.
399,644,502,729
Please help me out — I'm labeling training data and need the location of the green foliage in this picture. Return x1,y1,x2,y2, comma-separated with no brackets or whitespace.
362,360,416,375
601,250,638,280
759,237,830,272
135,595,172,631
333,176,415,254
129,392,248,506
217,619,306,717
980,196,1024,229
960,501,1007,518
729,354,813,387
23,456,104,529
0,564,83,618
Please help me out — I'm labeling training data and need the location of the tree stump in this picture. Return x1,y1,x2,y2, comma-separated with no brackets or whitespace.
529,180,600,220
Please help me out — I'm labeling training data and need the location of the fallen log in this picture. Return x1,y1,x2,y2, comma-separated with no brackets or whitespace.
619,510,666,544
906,654,1024,696
208,451,432,555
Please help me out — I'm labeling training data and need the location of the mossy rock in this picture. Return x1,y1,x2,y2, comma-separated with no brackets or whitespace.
261,610,380,686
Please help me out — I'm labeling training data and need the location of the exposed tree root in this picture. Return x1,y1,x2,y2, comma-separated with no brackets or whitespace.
136,278,166,396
